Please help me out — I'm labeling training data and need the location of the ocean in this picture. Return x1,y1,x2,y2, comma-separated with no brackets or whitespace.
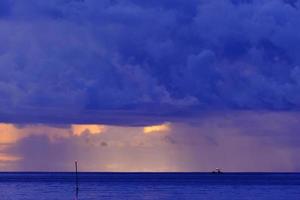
0,173,299,200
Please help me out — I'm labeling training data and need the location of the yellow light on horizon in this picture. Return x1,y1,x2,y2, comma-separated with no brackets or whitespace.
72,124,106,136
0,154,21,162
0,123,20,144
143,123,171,134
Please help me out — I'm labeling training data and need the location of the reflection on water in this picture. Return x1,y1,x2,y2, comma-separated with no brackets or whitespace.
75,187,79,200
0,173,299,200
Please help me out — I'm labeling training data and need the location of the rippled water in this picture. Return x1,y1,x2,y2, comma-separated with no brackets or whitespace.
0,173,299,200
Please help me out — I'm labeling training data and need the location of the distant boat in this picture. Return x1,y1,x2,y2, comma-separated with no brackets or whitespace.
212,168,223,174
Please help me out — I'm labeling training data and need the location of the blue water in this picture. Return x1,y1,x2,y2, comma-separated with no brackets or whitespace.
0,173,299,200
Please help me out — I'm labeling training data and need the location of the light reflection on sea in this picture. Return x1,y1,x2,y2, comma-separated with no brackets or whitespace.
0,173,299,200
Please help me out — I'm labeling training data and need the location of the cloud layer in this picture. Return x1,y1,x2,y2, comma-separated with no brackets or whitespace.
0,0,300,124
1,111,300,171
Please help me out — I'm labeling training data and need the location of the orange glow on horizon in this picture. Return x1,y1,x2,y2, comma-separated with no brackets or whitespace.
0,154,21,162
71,124,106,136
143,123,171,134
0,123,21,144
104,162,179,172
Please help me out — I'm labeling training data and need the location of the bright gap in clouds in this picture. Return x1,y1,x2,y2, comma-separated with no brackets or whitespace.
0,122,179,172
0,112,300,172
143,123,171,134
71,125,106,136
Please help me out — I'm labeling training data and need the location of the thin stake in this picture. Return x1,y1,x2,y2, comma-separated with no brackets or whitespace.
75,161,79,192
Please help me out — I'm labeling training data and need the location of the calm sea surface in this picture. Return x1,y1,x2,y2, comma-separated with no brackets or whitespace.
0,173,299,200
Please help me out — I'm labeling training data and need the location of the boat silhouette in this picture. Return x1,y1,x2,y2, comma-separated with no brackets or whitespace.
212,168,223,174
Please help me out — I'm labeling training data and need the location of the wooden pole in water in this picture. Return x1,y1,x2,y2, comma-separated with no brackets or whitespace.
75,161,79,192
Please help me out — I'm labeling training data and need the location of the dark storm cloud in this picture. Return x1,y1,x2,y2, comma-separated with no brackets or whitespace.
0,0,300,124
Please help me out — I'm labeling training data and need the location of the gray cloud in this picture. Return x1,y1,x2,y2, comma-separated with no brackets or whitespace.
0,0,300,124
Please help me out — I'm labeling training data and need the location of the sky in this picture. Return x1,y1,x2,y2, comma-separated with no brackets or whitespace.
0,0,300,172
